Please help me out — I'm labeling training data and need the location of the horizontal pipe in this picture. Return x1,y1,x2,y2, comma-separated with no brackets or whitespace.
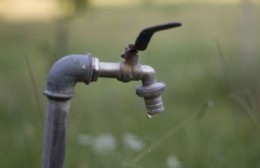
98,62,120,79
98,61,156,85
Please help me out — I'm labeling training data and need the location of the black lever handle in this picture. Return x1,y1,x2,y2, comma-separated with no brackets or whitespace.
131,22,182,52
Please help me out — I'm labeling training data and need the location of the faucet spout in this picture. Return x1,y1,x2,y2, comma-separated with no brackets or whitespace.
136,65,165,116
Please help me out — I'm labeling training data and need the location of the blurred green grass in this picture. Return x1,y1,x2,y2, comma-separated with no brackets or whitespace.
0,4,260,168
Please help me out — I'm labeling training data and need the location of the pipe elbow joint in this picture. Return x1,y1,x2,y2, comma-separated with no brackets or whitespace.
44,54,95,100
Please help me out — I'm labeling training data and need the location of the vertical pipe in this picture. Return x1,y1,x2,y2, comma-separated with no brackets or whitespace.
42,55,94,168
42,99,71,168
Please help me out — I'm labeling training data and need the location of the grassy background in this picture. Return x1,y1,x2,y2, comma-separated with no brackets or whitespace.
0,4,260,168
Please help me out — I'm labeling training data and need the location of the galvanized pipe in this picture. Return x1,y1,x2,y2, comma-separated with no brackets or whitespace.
42,99,70,168
44,54,94,99
43,54,95,168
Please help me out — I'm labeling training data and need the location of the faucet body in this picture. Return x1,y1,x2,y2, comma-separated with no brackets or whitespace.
94,57,165,114
42,54,165,168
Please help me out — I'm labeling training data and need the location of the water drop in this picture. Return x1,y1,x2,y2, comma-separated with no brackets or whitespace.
147,114,152,118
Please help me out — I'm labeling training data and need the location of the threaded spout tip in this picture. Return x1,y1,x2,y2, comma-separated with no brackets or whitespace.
144,96,164,115
136,82,165,116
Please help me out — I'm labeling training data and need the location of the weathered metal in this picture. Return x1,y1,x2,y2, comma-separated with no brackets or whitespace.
42,22,181,168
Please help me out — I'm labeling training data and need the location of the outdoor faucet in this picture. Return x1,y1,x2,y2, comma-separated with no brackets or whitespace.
42,22,182,168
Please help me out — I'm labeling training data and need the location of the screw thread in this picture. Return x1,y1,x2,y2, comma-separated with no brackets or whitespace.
144,96,164,115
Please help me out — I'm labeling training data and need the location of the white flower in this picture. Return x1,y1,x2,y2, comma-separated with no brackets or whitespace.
77,133,117,154
122,133,144,152
93,133,117,153
166,155,182,168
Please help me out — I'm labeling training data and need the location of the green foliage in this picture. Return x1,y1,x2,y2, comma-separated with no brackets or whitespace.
0,4,260,168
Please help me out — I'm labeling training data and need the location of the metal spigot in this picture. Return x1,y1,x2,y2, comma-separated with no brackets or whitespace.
92,22,182,116
121,22,182,116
